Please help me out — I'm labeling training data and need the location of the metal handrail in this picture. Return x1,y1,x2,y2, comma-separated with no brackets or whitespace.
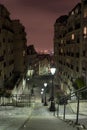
57,86,87,126
59,86,87,102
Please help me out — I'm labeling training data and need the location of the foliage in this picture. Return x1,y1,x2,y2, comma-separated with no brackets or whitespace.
73,77,86,90
73,77,87,99
55,90,64,103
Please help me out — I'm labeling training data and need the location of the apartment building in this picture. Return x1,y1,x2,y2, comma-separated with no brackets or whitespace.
81,0,87,85
12,20,27,76
0,4,27,94
26,45,37,76
38,54,51,75
26,45,52,76
54,0,87,94
0,4,14,89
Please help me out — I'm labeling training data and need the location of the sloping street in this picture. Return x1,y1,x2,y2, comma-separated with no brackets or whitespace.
19,101,77,130
0,96,87,130
0,82,87,130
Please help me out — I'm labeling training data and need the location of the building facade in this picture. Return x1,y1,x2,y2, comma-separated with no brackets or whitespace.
0,4,27,94
26,45,38,76
54,0,87,94
38,54,51,75
0,4,14,89
26,44,52,76
12,20,27,76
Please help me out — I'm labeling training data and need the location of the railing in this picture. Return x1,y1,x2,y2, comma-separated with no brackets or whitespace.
55,86,87,127
0,94,35,107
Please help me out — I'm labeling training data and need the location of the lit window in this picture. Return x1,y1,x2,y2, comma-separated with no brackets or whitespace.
71,11,74,15
71,34,75,40
84,27,87,34
23,50,25,56
83,27,87,38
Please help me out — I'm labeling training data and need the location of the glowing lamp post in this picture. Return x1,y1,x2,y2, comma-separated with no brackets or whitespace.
44,83,47,87
41,88,44,103
49,67,56,111
44,83,48,106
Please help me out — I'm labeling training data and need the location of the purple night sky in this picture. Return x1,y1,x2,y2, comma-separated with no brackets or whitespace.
0,0,80,52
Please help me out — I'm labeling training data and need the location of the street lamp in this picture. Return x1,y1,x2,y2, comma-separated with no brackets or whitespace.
27,78,29,90
41,88,44,92
41,91,44,103
49,67,56,111
44,83,48,106
27,78,31,106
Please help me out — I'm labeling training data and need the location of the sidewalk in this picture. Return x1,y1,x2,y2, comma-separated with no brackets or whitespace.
0,83,87,130
0,100,87,130
0,103,35,130
17,102,78,130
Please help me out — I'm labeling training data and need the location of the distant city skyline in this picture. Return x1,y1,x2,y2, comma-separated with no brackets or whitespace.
0,0,80,51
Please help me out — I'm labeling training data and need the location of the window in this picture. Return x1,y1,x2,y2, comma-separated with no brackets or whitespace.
4,74,6,80
71,11,74,15
83,27,87,38
71,34,75,40
3,38,5,43
61,39,63,44
0,42,1,47
76,66,79,72
4,62,6,67
84,27,87,34
23,50,25,56
60,48,63,53
3,50,6,55
0,70,2,76
10,72,11,76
